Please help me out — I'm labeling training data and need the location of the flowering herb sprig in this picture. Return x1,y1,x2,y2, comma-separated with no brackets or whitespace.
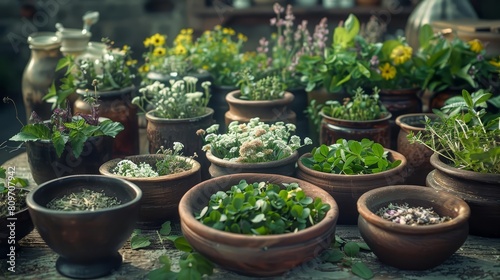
376,203,451,226
322,87,388,121
237,69,285,100
198,117,312,163
132,77,211,119
258,3,329,89
113,142,194,177
140,30,195,77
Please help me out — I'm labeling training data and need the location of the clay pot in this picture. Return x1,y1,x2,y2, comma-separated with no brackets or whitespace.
206,150,299,178
146,108,214,180
379,88,422,150
224,90,296,127
26,175,142,279
99,154,201,229
296,149,407,224
74,87,139,158
26,136,113,185
395,113,436,185
178,173,339,277
319,111,392,149
427,153,500,237
357,185,470,270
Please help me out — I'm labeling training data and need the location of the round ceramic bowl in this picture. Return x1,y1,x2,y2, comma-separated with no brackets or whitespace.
357,185,470,270
99,154,201,229
26,175,142,279
179,173,339,277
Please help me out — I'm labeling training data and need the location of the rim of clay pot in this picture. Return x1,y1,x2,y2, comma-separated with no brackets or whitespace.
225,90,295,105
76,86,136,97
179,173,339,242
430,152,500,184
319,111,392,125
99,154,201,182
357,185,470,234
297,149,407,182
26,175,142,215
395,113,437,133
146,107,214,123
28,32,61,49
206,150,299,168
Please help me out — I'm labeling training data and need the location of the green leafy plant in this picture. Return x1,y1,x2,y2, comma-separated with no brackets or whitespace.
113,142,195,177
132,77,211,119
321,87,389,121
199,117,312,163
0,166,29,218
301,138,401,175
195,180,331,235
409,89,500,174
320,235,373,279
237,69,285,101
8,87,124,158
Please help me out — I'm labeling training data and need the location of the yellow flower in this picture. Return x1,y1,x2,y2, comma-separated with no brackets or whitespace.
150,33,166,47
143,38,152,48
153,47,166,56
214,25,221,30
126,59,137,66
489,57,500,68
237,33,247,42
122,45,130,52
380,63,397,80
202,65,209,70
139,64,150,73
222,27,235,36
390,45,412,65
468,39,484,53
174,45,187,55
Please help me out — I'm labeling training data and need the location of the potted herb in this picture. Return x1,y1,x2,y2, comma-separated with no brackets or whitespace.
225,69,296,126
26,175,142,279
357,185,470,270
198,117,312,177
297,138,407,224
319,87,392,148
8,90,124,184
409,89,500,237
0,167,32,256
47,38,140,157
178,173,339,276
99,142,201,229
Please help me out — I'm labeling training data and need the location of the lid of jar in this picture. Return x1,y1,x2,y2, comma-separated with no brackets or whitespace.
27,32,61,49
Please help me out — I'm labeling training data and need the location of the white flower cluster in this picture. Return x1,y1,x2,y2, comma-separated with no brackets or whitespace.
202,117,312,163
113,159,158,178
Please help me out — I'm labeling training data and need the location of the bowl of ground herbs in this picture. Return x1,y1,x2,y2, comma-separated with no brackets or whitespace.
357,185,470,270
26,175,142,279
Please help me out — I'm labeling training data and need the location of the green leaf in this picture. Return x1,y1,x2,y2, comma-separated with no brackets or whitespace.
419,24,434,49
191,252,214,276
344,242,360,257
52,130,67,158
159,221,172,236
357,242,371,251
178,256,201,280
348,140,362,155
130,234,151,250
371,143,384,157
174,236,193,252
462,89,474,108
10,124,51,142
251,213,265,223
98,120,124,137
69,131,88,158
321,249,344,263
0,167,5,179
351,262,374,279
232,193,244,210
364,156,379,166
147,267,177,280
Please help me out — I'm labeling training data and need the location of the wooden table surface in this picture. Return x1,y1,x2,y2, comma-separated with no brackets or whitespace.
2,153,500,280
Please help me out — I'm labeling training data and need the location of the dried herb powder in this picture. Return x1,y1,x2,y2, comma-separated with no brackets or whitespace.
376,203,452,226
46,188,121,211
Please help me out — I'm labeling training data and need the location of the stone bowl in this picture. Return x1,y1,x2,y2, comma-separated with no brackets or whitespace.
357,185,470,270
178,173,339,277
26,175,142,279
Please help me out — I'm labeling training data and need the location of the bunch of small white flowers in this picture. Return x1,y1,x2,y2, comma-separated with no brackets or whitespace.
113,160,159,178
132,76,211,119
198,117,312,163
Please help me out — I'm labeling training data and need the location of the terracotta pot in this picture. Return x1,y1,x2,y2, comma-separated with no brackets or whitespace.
26,175,142,279
224,90,296,126
296,149,407,224
178,173,339,277
395,113,436,185
319,111,392,148
379,88,422,150
357,185,470,270
146,108,214,181
22,32,63,123
26,136,113,185
427,153,500,237
206,150,299,178
99,154,201,229
209,85,237,132
74,86,139,158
